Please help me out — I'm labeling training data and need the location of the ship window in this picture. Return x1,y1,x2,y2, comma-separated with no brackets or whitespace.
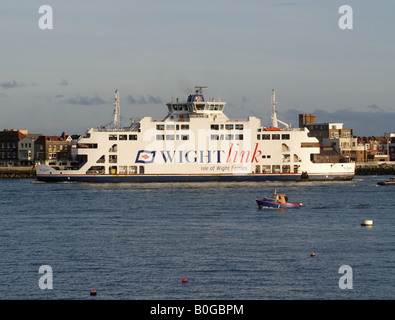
181,135,189,140
211,124,219,130
225,124,233,130
109,134,117,140
129,166,137,174
156,124,165,130
109,166,117,174
225,134,233,140
166,135,174,140
166,124,175,130
262,134,270,140
196,104,205,110
255,165,261,173
119,135,127,140
235,134,243,140
139,166,144,174
272,134,280,140
282,165,290,173
282,154,290,163
257,135,261,140
282,144,290,152
282,134,290,140
119,166,127,174
211,135,219,141
272,165,280,173
109,155,117,163
110,144,117,152
294,165,299,173
129,135,138,140
235,124,244,130
87,166,105,174
181,125,189,130
96,155,105,163
156,135,165,140
263,165,271,173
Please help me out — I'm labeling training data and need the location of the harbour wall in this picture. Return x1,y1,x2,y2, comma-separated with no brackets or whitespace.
355,162,395,175
0,167,36,179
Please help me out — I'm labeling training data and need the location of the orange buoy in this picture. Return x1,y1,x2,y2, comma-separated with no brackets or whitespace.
311,252,315,257
182,277,188,283
90,288,97,296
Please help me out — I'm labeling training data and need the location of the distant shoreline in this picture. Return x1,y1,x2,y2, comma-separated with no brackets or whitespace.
1,163,395,179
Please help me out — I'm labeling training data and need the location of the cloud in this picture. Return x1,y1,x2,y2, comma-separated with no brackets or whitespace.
125,94,163,105
60,79,69,86
0,80,36,89
64,94,108,105
0,80,21,89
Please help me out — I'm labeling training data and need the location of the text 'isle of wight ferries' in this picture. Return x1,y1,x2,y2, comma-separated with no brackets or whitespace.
136,143,262,164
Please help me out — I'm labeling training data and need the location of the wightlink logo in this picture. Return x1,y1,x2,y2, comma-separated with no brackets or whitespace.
135,143,262,165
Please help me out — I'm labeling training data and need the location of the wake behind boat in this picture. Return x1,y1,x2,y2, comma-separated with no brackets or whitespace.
36,87,355,183
256,190,302,209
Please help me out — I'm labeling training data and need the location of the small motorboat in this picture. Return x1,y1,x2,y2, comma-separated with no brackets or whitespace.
377,177,395,186
256,190,302,209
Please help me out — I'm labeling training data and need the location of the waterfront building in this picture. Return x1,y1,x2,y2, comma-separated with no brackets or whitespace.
34,132,72,166
0,129,27,166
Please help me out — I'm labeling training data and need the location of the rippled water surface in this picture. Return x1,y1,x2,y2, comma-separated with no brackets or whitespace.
0,176,394,299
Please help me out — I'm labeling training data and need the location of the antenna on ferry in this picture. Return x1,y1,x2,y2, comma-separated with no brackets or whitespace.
271,89,278,128
113,89,120,128
195,86,207,94
270,89,290,129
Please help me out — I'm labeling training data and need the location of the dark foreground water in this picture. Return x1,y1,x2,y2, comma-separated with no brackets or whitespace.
0,176,394,300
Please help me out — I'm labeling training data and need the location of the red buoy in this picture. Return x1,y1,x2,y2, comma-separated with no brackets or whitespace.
90,288,97,296
311,252,315,257
182,277,188,283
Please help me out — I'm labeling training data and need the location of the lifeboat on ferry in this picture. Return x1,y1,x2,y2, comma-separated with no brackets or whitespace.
264,127,280,131
256,190,302,209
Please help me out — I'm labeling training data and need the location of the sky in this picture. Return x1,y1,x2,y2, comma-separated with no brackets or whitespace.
1,0,395,136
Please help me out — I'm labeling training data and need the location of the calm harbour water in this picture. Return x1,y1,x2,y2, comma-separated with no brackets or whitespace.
0,176,394,300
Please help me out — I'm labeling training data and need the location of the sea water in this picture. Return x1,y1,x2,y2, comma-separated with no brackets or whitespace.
0,176,393,299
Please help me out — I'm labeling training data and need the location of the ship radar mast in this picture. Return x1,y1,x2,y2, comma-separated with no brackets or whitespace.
271,89,278,128
195,86,207,95
270,89,290,129
112,89,120,128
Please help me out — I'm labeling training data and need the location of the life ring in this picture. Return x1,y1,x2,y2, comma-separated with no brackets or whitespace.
195,96,201,102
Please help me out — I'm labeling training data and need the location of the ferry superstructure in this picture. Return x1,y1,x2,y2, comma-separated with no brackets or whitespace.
36,88,355,182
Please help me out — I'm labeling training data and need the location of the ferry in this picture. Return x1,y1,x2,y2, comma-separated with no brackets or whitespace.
36,87,355,182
